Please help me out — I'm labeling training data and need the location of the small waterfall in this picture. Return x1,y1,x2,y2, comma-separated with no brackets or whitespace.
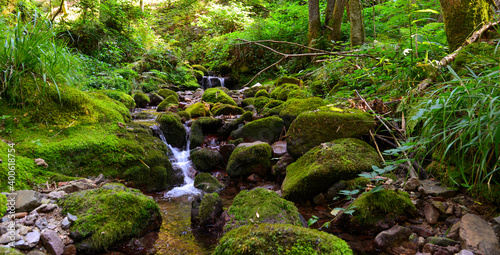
152,124,201,198
202,76,225,89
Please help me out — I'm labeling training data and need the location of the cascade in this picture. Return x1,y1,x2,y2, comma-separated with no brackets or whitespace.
202,76,226,89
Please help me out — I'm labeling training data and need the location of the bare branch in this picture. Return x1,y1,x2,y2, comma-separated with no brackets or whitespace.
244,56,286,87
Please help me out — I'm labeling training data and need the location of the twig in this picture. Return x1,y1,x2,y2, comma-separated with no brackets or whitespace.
374,134,398,148
50,121,75,139
370,130,385,164
245,56,286,87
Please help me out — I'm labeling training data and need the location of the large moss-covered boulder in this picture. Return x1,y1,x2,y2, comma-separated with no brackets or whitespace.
185,102,211,118
133,92,150,108
202,88,237,106
253,96,272,112
282,138,381,201
230,116,285,144
279,97,325,127
351,190,416,225
214,223,353,255
286,106,375,158
255,89,270,98
211,103,245,116
226,142,272,176
156,112,187,148
191,193,223,228
270,83,301,101
59,185,161,254
103,90,136,110
190,117,223,148
225,188,302,232
190,148,223,172
157,89,179,101
194,173,225,193
157,95,179,112
261,100,285,117
274,76,303,87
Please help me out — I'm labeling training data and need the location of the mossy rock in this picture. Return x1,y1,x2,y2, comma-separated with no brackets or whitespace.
190,117,223,148
351,190,415,225
274,76,303,88
270,83,301,101
261,100,285,117
157,89,179,101
211,103,245,116
286,106,375,158
278,97,326,127
185,102,211,118
214,223,353,255
230,116,285,144
156,112,187,148
282,138,382,201
241,98,256,108
157,95,179,112
288,89,308,99
202,88,237,106
133,93,150,108
177,110,191,120
88,91,132,123
255,89,270,98
225,188,302,232
0,247,24,255
103,90,136,110
190,148,223,172
192,64,209,76
243,86,267,98
253,96,272,112
194,173,225,193
0,193,6,216
217,62,232,76
310,80,327,96
191,193,223,228
59,186,161,254
226,142,272,176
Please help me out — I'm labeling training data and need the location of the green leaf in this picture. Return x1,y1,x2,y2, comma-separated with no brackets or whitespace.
413,9,440,14
369,185,384,193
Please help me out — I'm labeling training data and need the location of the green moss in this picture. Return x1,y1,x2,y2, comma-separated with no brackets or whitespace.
103,90,136,110
288,89,308,99
253,96,272,112
157,89,179,101
59,186,161,253
243,86,269,98
227,142,272,176
156,112,186,148
346,177,371,190
351,190,415,225
282,138,381,201
0,247,24,255
190,148,223,172
185,102,211,118
197,192,222,222
270,83,301,101
194,173,225,193
242,98,256,107
133,93,150,108
0,193,6,216
177,110,191,120
202,88,237,106
255,89,270,98
212,103,245,116
190,117,223,148
226,188,302,231
230,116,285,144
274,76,303,88
192,64,209,76
279,97,326,127
88,91,131,123
261,100,285,117
214,223,353,255
286,106,375,158
157,95,179,112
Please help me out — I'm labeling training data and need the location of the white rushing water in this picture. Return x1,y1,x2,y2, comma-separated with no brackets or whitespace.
203,76,225,88
153,124,201,198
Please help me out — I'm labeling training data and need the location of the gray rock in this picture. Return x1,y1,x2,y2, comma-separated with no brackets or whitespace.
431,200,446,214
17,226,29,235
0,232,22,244
67,213,77,222
424,202,440,224
41,230,64,255
61,218,71,229
35,218,48,230
457,250,474,255
418,180,457,198
15,190,43,212
325,181,347,201
410,225,433,238
27,250,47,255
374,225,412,250
21,231,40,249
271,141,287,157
459,213,500,255
94,174,105,185
47,191,66,200
53,179,96,194
446,221,461,240
39,204,57,213
404,177,421,191
271,153,294,176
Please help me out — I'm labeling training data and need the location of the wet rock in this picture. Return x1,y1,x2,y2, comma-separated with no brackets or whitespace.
219,144,236,164
227,142,272,177
404,177,421,191
374,225,412,250
147,92,164,106
410,225,433,238
424,202,440,224
114,231,158,255
194,173,225,193
191,193,223,229
156,112,187,148
271,153,294,176
418,180,457,198
15,190,43,212
41,230,65,255
190,148,223,172
271,141,287,157
230,116,285,144
459,213,500,255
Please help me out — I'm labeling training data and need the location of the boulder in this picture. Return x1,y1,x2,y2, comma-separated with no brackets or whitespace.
194,173,225,193
278,97,326,128
226,142,272,177
189,117,223,148
147,92,164,106
133,93,150,108
271,153,294,176
156,112,187,148
190,148,223,172
211,103,245,116
270,83,300,101
202,88,237,106
15,190,42,212
375,225,412,250
224,188,303,232
214,223,352,255
157,89,179,101
53,179,96,194
286,106,375,158
156,95,179,112
58,186,161,254
459,213,500,255
185,102,211,118
274,76,303,87
230,116,285,144
41,230,65,255
191,193,223,228
282,138,381,201
418,180,457,198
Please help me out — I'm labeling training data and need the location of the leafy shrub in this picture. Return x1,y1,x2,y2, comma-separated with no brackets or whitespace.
194,2,254,35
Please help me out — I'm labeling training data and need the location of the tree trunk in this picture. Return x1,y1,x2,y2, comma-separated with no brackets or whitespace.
140,0,144,12
329,0,348,43
325,0,336,25
438,0,492,52
349,0,365,47
307,0,322,47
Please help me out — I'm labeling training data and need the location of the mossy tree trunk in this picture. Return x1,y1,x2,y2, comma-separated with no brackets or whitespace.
307,0,322,47
439,0,493,52
325,0,336,25
328,0,348,43
349,0,365,47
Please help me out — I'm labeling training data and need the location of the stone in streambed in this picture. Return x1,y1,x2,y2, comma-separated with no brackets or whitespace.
156,112,186,148
190,148,223,172
15,190,42,213
194,173,225,193
191,193,223,228
278,97,326,128
41,230,65,255
375,225,412,250
189,117,223,148
459,213,500,255
230,116,285,144
226,142,272,177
